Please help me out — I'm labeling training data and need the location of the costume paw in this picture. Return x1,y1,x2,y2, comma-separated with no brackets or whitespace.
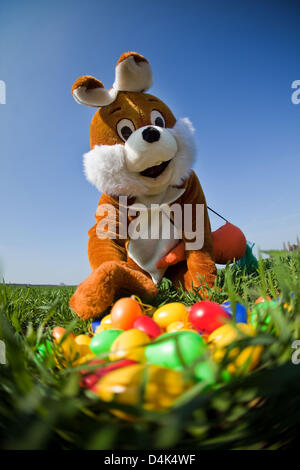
69,261,157,320
156,242,185,269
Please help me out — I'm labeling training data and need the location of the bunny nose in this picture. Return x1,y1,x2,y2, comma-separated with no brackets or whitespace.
142,126,160,143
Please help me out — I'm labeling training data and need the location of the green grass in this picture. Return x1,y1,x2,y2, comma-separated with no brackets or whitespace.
1,250,300,449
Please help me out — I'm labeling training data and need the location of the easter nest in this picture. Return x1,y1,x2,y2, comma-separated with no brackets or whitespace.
1,250,300,449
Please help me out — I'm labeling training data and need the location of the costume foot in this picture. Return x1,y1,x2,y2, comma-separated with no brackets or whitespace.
69,261,158,320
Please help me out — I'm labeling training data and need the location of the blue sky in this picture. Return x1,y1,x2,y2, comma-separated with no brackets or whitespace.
0,0,299,284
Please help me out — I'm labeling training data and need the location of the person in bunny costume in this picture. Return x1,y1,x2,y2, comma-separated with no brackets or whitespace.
70,52,246,320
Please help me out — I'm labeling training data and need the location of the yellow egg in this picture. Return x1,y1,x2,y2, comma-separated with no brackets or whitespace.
74,335,92,356
53,333,95,368
166,321,195,333
167,321,186,332
95,314,112,333
54,334,79,367
208,323,263,373
110,329,150,362
153,302,188,328
283,302,292,312
96,364,189,413
75,352,96,365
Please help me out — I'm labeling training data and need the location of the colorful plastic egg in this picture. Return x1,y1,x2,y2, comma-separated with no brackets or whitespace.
95,314,113,333
80,359,137,390
145,331,206,370
91,319,101,334
133,315,161,339
110,298,142,330
153,302,188,328
79,358,104,376
53,333,79,365
52,327,75,341
250,300,277,330
208,323,263,373
166,321,188,333
36,340,54,364
81,373,101,390
110,329,150,362
194,360,217,385
96,364,189,412
90,329,123,356
255,296,271,304
188,301,230,334
52,331,93,367
283,302,292,312
74,335,92,356
222,301,248,323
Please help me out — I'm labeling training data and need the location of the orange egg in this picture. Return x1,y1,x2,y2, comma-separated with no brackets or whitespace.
255,296,271,304
110,297,142,330
52,327,75,341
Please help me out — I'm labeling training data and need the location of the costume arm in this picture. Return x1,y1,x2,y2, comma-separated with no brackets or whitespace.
88,194,127,271
181,171,217,288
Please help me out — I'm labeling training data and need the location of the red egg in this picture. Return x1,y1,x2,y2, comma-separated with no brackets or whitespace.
95,359,136,378
133,315,162,339
110,297,142,330
79,359,104,376
80,373,99,389
188,301,230,334
80,359,137,389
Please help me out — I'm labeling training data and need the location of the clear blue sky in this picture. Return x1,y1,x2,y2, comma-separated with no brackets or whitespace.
0,0,299,284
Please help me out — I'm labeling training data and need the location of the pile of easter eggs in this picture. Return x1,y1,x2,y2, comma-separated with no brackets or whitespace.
36,295,271,415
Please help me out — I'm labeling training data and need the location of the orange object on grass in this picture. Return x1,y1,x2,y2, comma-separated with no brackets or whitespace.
156,222,246,269
110,297,143,330
212,222,246,265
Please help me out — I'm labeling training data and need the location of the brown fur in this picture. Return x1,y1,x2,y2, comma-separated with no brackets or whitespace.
70,170,217,319
89,91,176,149
116,51,148,66
71,76,104,95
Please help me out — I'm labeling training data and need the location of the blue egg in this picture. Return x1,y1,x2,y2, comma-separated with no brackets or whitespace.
222,301,248,323
91,319,102,333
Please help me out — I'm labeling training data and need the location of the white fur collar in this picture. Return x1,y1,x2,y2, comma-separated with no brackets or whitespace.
129,186,186,210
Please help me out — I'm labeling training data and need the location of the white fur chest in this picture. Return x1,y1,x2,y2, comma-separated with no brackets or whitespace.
127,186,185,284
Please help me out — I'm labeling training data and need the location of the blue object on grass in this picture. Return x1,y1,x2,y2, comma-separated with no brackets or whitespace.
91,319,102,333
222,301,248,323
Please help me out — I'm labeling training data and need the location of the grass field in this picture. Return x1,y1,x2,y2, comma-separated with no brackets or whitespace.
1,250,300,450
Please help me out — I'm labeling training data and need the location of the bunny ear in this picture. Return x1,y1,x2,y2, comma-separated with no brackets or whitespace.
71,75,118,107
71,52,152,107
113,52,153,92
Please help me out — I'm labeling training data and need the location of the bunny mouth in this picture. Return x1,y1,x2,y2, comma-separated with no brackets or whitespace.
139,159,171,178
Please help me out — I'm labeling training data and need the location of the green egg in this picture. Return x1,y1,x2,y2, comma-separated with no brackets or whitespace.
194,360,217,385
250,300,277,331
145,331,207,370
36,340,54,365
90,329,123,356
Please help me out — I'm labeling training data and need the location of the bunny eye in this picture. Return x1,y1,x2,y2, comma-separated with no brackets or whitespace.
117,119,136,141
150,109,165,128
